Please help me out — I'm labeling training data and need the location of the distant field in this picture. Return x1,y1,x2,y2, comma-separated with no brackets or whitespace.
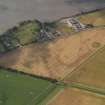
76,9,105,26
0,68,56,105
47,88,105,105
0,0,105,34
0,28,105,79
65,44,105,89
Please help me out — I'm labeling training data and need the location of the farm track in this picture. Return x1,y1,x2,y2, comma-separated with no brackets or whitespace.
26,84,57,105
68,83,105,97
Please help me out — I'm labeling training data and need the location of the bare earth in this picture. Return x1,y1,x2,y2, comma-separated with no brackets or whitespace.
0,27,105,79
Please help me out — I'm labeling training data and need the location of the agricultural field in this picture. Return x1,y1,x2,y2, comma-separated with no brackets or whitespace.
65,42,105,89
0,68,57,105
0,27,105,80
47,87,105,105
0,2,105,105
14,20,41,45
76,9,105,26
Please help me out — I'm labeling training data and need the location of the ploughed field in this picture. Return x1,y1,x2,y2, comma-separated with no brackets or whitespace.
0,68,56,105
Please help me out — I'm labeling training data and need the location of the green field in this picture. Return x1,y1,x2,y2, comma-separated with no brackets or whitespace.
76,9,105,26
14,21,40,45
0,20,41,53
0,68,56,105
66,46,105,89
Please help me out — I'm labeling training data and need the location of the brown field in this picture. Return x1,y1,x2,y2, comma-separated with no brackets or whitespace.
76,9,105,26
0,27,105,79
65,41,105,89
47,88,105,105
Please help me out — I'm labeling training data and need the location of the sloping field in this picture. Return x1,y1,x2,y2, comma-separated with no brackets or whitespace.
47,88,105,105
76,9,105,26
65,43,105,89
0,28,105,79
0,68,56,105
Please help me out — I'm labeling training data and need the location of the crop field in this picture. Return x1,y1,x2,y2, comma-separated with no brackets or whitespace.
0,28,105,79
65,43,105,89
0,68,56,105
76,9,105,26
47,88,105,105
14,21,40,45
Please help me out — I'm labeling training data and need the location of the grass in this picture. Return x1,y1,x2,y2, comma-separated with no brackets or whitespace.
76,9,105,26
0,20,41,53
0,43,5,53
68,83,105,96
56,22,75,34
15,21,40,45
0,68,56,105
66,45,105,89
40,86,61,105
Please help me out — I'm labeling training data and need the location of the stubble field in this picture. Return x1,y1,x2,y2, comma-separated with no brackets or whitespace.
0,27,105,79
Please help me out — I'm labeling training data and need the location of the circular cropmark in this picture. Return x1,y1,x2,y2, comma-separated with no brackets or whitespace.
92,42,101,48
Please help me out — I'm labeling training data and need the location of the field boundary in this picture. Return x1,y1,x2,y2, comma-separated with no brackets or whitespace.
68,82,105,97
45,88,64,105
40,86,62,105
0,66,58,83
